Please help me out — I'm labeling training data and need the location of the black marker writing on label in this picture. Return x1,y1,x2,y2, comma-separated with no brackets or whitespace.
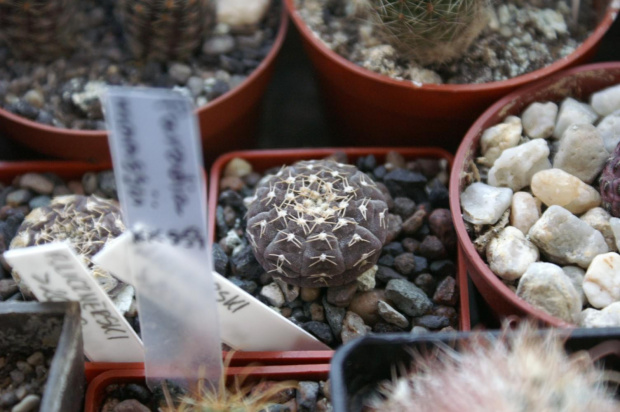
115,97,147,207
214,282,250,314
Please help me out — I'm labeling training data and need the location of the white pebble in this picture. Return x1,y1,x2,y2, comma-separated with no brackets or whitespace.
260,282,286,308
562,265,586,306
460,182,512,225
553,124,609,184
510,192,540,235
528,205,609,268
597,109,620,153
580,307,619,327
521,101,558,139
516,262,581,323
488,139,551,191
611,217,620,251
11,394,40,412
478,115,522,166
218,0,271,28
486,226,539,281
583,252,620,309
590,83,620,116
553,97,598,139
580,207,617,252
530,169,601,215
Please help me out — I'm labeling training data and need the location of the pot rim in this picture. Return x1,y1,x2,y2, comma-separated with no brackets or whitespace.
0,4,289,138
284,0,619,93
449,61,620,328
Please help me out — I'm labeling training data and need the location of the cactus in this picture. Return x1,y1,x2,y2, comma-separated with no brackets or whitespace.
9,195,126,299
371,323,620,412
363,0,490,65
600,141,620,217
245,159,388,288
117,0,216,61
0,0,78,61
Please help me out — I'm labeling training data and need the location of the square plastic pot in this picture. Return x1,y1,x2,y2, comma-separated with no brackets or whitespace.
449,62,620,327
0,301,85,412
329,326,620,411
84,364,331,412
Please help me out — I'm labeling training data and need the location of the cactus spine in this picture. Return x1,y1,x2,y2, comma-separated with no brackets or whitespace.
0,0,78,61
365,0,489,65
118,0,216,61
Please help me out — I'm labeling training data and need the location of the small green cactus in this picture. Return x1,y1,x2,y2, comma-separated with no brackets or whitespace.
364,0,490,65
117,0,217,61
0,0,78,61
246,159,389,288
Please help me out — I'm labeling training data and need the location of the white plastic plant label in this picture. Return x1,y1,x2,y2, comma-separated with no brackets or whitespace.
94,232,330,351
103,87,222,389
4,242,144,362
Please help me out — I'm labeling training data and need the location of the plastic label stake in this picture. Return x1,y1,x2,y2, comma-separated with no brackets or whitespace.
103,88,221,390
4,242,144,362
94,232,331,351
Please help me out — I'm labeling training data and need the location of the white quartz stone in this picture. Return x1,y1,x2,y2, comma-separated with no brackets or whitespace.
562,265,586,306
553,97,598,139
580,307,619,327
486,226,539,281
217,0,271,28
581,207,617,252
460,182,513,225
510,192,541,235
590,84,620,116
611,217,620,251
530,169,601,215
583,252,620,309
528,205,609,268
478,115,522,166
521,101,558,139
553,124,609,184
516,262,581,324
487,139,551,191
597,109,620,153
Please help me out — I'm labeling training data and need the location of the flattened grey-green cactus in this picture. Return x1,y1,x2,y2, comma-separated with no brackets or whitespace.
246,159,389,288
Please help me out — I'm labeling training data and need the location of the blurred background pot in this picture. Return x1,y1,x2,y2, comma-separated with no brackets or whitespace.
450,62,620,327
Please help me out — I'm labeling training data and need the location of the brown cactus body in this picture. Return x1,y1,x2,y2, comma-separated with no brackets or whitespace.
118,0,216,61
600,142,620,217
0,0,78,61
246,160,388,288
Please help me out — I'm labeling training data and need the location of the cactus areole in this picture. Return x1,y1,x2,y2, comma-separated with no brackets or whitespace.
246,160,389,288
600,143,620,218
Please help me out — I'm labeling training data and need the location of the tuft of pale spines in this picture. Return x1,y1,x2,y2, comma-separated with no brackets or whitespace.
117,0,216,61
0,0,78,61
371,322,620,412
362,0,490,65
245,159,389,288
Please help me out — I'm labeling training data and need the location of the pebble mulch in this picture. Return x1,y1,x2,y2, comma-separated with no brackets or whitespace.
0,351,53,412
215,151,460,348
0,0,280,130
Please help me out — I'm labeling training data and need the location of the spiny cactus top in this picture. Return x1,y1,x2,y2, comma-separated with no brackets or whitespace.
246,160,389,288
9,195,126,297
118,0,216,61
600,141,620,218
365,0,489,65
0,0,78,61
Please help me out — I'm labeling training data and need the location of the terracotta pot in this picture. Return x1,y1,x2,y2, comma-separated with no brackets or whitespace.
0,8,288,166
0,302,85,412
450,62,620,327
209,147,471,333
284,0,619,152
84,364,331,412
329,326,620,411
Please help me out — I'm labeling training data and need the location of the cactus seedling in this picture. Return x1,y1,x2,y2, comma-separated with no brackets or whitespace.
364,0,490,65
0,0,78,61
600,141,620,217
117,0,217,61
370,323,620,411
246,159,389,288
9,195,127,299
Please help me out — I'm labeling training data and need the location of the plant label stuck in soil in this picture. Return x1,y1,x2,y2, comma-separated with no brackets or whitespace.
3,242,145,362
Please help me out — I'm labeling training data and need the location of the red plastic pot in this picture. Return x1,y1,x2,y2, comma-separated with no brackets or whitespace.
209,147,471,332
284,0,619,152
0,7,288,166
84,365,331,412
450,62,620,328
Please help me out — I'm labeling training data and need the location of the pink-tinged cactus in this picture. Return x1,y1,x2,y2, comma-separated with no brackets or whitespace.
600,143,620,217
